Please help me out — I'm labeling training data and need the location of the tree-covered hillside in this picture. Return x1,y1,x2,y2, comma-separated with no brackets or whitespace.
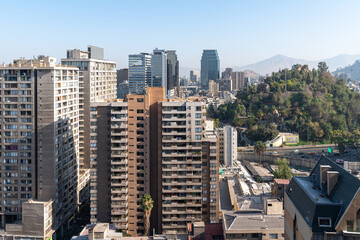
208,63,360,143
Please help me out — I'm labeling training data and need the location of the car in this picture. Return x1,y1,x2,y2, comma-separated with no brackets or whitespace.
293,149,299,153
336,159,344,165
269,151,278,155
309,152,316,156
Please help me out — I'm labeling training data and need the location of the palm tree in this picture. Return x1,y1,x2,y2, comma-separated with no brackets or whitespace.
141,194,154,236
254,141,266,165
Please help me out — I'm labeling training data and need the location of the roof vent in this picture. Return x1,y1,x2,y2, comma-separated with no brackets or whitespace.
320,165,331,190
327,171,339,196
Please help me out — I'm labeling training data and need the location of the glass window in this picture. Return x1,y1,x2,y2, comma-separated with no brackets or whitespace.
269,234,278,239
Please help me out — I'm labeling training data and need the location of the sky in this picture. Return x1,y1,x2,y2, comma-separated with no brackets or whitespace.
1,0,360,72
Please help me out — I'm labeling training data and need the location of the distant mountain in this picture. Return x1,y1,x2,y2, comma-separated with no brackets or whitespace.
333,59,360,81
233,54,360,76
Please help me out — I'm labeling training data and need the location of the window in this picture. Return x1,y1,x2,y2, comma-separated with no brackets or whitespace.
195,113,201,118
137,98,144,102
269,234,278,239
195,135,201,140
318,217,331,227
195,127,201,133
137,109,144,113
347,220,354,231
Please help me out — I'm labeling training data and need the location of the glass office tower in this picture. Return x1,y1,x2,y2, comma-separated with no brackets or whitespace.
200,50,220,90
128,53,152,94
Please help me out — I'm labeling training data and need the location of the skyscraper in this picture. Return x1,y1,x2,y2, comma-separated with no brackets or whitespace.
128,53,152,94
0,57,80,238
151,49,167,89
61,45,117,170
190,70,198,83
117,68,129,99
201,50,220,90
166,50,179,97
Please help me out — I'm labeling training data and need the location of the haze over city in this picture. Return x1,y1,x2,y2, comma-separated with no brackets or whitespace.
2,0,360,71
2,1,360,239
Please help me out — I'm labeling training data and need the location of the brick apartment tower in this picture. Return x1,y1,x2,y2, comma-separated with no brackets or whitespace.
90,88,219,236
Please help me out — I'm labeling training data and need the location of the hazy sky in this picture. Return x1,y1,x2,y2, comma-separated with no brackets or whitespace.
1,0,360,70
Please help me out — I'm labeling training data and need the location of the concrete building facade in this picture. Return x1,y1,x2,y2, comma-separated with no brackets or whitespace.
89,90,219,236
0,57,80,238
231,71,246,91
61,46,117,170
190,70,198,83
285,156,360,240
89,88,165,236
218,125,237,167
159,99,219,234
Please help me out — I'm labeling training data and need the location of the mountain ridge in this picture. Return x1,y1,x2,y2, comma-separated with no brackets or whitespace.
233,54,360,75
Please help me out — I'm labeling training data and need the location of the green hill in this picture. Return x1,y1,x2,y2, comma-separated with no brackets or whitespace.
208,62,360,143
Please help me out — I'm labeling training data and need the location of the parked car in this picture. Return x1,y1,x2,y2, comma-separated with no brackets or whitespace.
293,149,299,153
269,151,278,155
309,152,316,156
336,159,344,165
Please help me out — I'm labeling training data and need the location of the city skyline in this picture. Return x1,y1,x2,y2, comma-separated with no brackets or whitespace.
2,0,360,71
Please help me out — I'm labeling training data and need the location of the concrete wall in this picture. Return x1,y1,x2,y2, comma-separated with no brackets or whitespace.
284,194,311,240
238,152,317,169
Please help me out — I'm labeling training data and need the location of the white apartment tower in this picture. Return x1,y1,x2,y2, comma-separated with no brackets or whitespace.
61,45,117,170
218,125,237,167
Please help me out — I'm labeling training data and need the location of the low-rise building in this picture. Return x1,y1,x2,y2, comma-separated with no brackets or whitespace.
285,155,360,239
273,179,290,199
222,198,284,240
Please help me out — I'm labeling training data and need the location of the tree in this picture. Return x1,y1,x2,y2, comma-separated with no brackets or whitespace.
318,62,329,74
141,194,154,236
273,158,293,179
214,118,220,128
254,141,266,165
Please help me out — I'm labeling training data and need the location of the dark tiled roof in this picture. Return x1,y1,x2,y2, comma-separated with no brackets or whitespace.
286,155,360,233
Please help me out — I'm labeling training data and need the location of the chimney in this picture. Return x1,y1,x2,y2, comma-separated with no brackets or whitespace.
320,165,331,187
327,171,339,196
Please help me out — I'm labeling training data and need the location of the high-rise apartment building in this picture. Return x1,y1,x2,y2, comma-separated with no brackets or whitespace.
89,88,165,236
190,70,198,83
151,49,167,89
128,53,152,94
89,89,219,236
218,125,237,167
61,45,117,170
231,71,246,91
159,99,219,234
0,57,80,238
221,68,233,79
166,50,179,97
201,50,220,90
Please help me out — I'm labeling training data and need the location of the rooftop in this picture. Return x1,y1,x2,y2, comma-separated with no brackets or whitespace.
274,179,290,185
223,212,284,231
